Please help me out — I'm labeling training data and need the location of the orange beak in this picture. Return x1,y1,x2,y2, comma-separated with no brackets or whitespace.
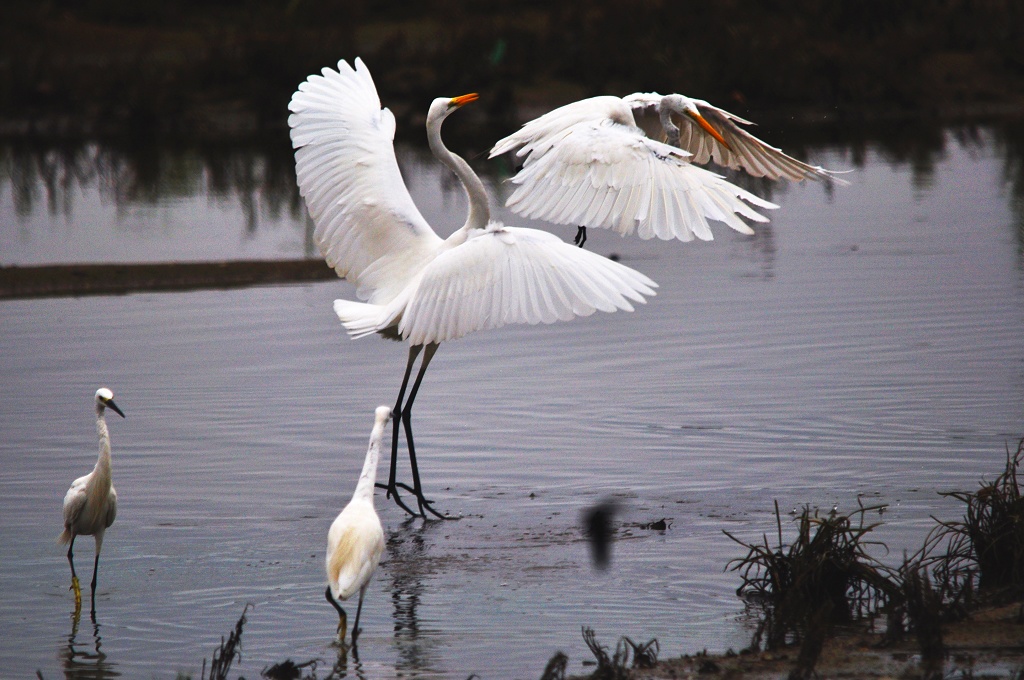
451,93,479,107
686,110,731,151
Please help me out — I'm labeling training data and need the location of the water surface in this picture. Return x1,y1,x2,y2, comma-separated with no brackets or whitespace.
1,123,1023,678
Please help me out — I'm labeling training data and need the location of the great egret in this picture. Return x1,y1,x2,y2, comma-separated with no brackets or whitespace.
60,387,125,617
490,93,847,246
288,58,657,518
325,405,390,644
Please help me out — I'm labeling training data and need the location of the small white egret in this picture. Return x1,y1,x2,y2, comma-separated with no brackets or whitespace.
60,387,125,616
289,58,657,518
325,406,391,644
490,93,847,246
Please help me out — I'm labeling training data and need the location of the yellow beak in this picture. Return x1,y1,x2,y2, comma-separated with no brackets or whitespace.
686,110,731,151
451,93,479,107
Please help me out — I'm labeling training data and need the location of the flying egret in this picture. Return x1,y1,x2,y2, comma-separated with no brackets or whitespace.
490,93,847,246
288,58,657,519
60,387,125,617
325,405,391,644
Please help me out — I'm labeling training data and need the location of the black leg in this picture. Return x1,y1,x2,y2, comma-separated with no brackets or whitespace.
67,535,82,611
374,345,422,517
90,550,100,619
351,586,366,643
574,225,587,248
67,535,78,583
400,344,449,519
325,586,348,640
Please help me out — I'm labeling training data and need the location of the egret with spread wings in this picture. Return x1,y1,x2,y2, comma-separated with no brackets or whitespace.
491,93,846,247
289,59,657,518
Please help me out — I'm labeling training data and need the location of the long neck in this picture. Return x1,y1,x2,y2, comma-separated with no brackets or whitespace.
95,406,112,479
659,101,681,147
428,119,490,233
352,423,385,502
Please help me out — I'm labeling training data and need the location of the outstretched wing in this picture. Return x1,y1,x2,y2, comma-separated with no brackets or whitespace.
289,58,444,304
392,223,658,346
489,96,634,161
626,93,848,184
502,120,776,242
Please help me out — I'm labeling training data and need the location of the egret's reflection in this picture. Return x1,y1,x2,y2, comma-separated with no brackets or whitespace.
386,519,443,675
60,610,119,679
327,642,367,680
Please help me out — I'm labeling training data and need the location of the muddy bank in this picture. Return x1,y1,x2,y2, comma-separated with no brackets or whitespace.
553,603,1024,679
0,260,335,299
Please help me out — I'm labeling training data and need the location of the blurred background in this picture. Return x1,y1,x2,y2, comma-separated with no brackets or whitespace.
2,0,1022,142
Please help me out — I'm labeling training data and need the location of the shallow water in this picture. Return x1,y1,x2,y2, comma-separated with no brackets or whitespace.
1,123,1023,678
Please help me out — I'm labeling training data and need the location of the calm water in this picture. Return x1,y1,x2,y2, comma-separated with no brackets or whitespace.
1,122,1023,679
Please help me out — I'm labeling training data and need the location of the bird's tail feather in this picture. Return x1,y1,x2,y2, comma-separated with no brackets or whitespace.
58,526,72,545
333,300,388,339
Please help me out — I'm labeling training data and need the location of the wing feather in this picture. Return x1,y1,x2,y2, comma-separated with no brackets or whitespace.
394,224,656,346
684,99,849,185
289,58,444,304
505,121,775,242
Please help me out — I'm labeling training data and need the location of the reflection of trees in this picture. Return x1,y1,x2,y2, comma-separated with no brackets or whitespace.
0,139,305,236
60,612,120,679
3,120,1023,255
992,122,1024,260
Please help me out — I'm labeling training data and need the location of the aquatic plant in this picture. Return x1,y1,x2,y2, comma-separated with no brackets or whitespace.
205,604,250,680
579,627,659,679
724,500,898,651
932,439,1024,598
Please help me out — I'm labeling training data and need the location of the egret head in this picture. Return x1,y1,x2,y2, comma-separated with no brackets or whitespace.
427,93,478,127
95,387,126,418
374,405,393,426
663,94,730,150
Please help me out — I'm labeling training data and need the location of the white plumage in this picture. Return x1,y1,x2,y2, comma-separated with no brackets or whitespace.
491,93,846,244
289,59,657,518
623,93,849,184
60,387,125,618
325,405,391,643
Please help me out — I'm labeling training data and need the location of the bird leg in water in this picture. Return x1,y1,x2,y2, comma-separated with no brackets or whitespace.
67,536,82,609
574,226,587,248
376,346,423,517
378,343,450,519
351,587,366,643
325,586,348,642
90,550,100,620
397,344,450,520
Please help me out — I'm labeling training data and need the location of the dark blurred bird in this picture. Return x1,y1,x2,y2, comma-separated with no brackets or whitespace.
582,499,619,570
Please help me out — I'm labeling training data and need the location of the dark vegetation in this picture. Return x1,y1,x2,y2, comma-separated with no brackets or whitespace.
2,0,1023,144
719,439,1024,679
530,440,1024,679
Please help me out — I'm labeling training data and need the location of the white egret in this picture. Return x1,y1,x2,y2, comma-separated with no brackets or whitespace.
60,387,125,617
288,58,657,518
325,405,391,644
490,93,847,246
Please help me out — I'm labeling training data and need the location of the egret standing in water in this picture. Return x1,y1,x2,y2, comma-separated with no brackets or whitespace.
325,406,391,644
289,58,656,519
60,387,125,617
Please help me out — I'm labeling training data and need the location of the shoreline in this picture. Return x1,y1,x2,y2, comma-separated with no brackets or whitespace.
0,260,337,300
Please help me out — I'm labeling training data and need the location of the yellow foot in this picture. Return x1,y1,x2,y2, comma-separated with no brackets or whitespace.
71,576,82,607
337,614,348,643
